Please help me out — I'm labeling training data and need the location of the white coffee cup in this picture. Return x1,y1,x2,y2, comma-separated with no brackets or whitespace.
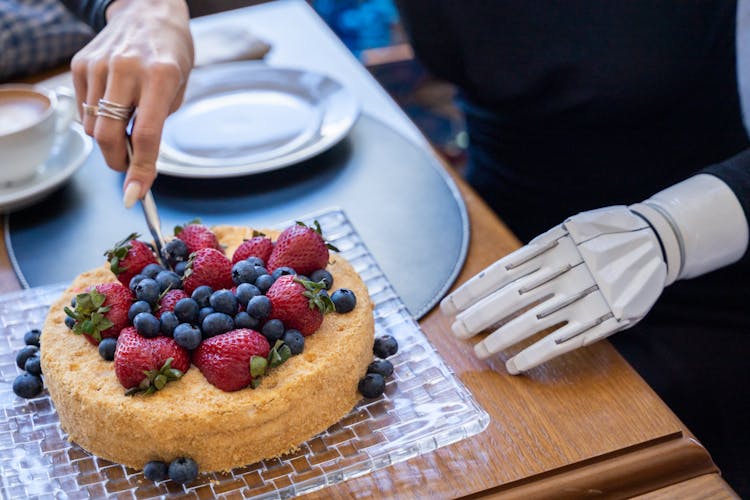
0,84,76,186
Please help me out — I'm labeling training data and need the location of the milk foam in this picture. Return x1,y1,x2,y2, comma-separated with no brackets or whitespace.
0,100,47,135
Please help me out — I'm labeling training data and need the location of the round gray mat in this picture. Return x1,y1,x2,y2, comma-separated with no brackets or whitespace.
5,114,468,319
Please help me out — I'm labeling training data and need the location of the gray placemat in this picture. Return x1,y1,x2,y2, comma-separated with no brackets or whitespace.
5,114,468,319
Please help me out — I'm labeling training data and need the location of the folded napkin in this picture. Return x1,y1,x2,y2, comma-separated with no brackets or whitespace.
192,24,271,67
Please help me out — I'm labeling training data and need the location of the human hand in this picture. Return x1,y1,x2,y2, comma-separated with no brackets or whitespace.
441,206,667,374
70,0,194,206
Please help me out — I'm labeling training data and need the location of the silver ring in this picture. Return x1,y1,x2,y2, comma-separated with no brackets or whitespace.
82,102,98,117
96,98,135,121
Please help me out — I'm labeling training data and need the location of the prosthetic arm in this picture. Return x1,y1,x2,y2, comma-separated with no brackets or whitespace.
441,174,748,374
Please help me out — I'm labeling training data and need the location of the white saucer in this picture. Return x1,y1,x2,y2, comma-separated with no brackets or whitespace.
0,123,92,213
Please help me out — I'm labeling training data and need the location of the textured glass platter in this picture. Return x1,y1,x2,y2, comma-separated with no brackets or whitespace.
0,208,488,499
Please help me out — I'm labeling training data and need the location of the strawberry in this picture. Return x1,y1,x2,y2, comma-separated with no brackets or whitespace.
64,282,133,345
104,233,158,286
114,327,190,394
182,248,234,295
193,329,270,391
267,221,339,275
266,275,334,336
174,220,221,254
231,232,274,264
157,289,188,318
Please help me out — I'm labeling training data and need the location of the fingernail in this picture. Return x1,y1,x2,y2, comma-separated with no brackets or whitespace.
123,181,142,208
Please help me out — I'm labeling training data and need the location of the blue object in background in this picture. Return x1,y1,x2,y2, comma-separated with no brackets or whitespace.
312,0,400,57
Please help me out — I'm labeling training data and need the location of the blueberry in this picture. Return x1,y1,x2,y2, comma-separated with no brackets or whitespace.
235,283,260,309
12,373,43,399
173,324,202,350
143,460,168,482
198,307,215,324
167,457,198,484
64,315,76,330
209,290,238,316
128,300,152,323
245,257,265,267
23,329,41,347
155,270,183,292
70,296,77,308
246,295,271,320
174,261,188,276
261,319,285,343
331,288,356,313
271,266,296,280
24,355,42,376
373,335,398,359
164,238,189,268
174,298,200,324
141,263,165,279
282,329,305,355
255,273,275,294
134,312,161,338
16,345,39,370
129,273,147,292
234,311,259,329
135,278,161,305
201,312,234,338
358,373,385,399
309,269,333,289
231,260,258,285
191,285,213,308
367,359,394,378
160,311,180,337
98,337,117,361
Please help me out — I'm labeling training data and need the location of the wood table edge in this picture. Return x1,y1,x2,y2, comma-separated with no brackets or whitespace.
461,431,718,499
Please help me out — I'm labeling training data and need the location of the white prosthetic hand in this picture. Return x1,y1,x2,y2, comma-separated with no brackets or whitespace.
442,174,748,374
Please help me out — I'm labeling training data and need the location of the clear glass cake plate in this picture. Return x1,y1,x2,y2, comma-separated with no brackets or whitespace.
0,208,489,499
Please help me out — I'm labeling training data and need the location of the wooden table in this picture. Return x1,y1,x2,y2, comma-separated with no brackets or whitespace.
4,1,739,498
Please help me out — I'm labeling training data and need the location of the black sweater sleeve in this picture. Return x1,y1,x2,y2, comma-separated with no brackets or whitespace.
701,149,750,231
59,0,115,31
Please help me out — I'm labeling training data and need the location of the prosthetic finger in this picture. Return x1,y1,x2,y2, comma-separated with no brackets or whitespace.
505,315,623,374
473,273,610,359
442,225,580,316
452,262,591,340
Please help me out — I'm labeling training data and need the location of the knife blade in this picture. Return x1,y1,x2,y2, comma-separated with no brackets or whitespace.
125,135,168,266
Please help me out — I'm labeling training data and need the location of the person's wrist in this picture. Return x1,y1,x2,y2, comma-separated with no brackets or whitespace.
105,0,189,22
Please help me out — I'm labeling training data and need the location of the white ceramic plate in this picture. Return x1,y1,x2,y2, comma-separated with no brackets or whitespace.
0,123,91,213
156,62,360,178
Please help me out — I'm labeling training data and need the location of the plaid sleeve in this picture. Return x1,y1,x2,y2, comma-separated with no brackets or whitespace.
58,0,115,32
0,0,94,81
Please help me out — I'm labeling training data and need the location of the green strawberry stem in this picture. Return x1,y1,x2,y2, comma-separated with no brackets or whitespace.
249,341,292,389
173,218,202,236
125,357,184,396
63,289,113,342
295,220,340,253
104,232,140,275
296,278,336,314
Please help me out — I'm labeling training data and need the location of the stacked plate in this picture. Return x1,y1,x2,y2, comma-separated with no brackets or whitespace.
157,62,360,178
